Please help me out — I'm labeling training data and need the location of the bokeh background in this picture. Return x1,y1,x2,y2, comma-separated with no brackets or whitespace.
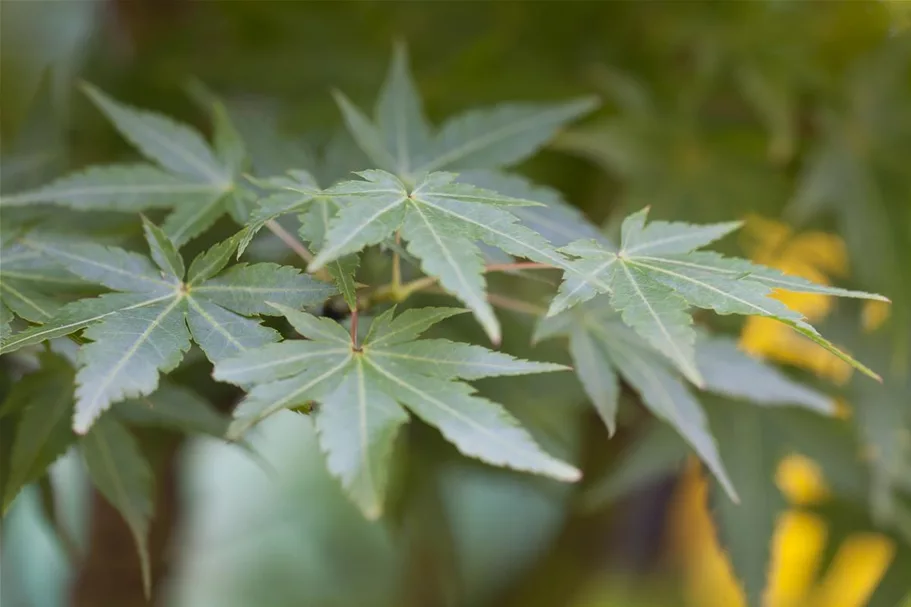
1,2,910,607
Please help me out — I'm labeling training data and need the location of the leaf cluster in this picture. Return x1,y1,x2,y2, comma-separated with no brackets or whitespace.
0,45,894,602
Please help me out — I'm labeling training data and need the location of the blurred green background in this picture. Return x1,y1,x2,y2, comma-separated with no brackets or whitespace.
1,2,909,607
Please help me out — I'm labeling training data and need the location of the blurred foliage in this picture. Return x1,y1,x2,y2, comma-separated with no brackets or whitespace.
1,2,909,607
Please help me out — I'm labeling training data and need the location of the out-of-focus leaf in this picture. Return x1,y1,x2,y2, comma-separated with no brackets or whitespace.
80,415,154,597
1,354,76,513
581,422,688,510
115,382,230,439
551,208,887,382
706,401,786,607
333,46,597,181
696,332,834,414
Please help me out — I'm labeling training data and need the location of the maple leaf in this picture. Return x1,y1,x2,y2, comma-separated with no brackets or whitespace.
0,219,335,433
0,238,85,334
301,169,573,344
235,45,600,329
334,44,598,183
214,305,578,518
0,353,76,513
536,297,836,502
79,415,155,597
549,208,889,384
0,84,250,246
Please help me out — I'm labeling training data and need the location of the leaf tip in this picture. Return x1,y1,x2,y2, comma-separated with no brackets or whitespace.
329,88,351,108
263,301,285,313
559,465,583,483
72,416,92,436
363,503,383,520
78,80,97,95
577,94,603,113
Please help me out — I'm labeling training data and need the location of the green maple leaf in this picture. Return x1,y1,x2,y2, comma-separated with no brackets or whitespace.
0,238,86,334
304,169,573,344
541,297,844,606
238,168,360,310
536,297,836,502
335,44,598,183
0,353,76,513
549,207,888,384
452,170,611,250
0,218,335,433
79,415,155,597
0,84,250,246
115,381,232,439
704,400,788,607
236,45,601,326
214,304,578,518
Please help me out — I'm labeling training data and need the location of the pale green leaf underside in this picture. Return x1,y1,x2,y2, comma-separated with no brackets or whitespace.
237,169,322,255
192,262,335,315
73,297,191,433
215,306,577,517
315,358,409,518
370,338,567,380
296,195,360,310
1,230,332,434
142,216,185,279
537,298,838,502
602,329,738,502
551,208,886,382
568,327,620,434
308,170,564,343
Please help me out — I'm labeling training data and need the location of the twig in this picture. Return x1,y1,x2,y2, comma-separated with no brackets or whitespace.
372,261,557,302
264,219,334,282
350,306,360,350
391,232,403,296
487,293,547,317
483,261,556,273
265,220,313,263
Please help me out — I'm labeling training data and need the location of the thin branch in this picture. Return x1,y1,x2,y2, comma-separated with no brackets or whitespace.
350,306,361,350
375,260,558,302
391,231,403,296
264,219,334,282
487,293,547,317
265,220,314,264
483,261,556,273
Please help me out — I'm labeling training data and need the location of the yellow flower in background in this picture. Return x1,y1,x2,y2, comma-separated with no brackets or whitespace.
883,0,911,33
671,217,894,607
738,216,853,384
